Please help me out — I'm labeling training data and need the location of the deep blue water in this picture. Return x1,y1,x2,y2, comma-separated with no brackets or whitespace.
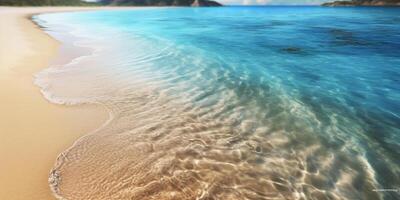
36,6,400,200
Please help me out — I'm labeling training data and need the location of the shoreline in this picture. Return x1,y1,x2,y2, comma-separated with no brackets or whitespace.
0,7,130,200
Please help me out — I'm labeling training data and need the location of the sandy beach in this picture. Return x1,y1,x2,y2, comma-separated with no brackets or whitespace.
0,7,112,200
1,5,398,200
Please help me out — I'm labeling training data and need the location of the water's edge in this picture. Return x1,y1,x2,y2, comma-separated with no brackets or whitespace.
31,14,115,200
30,8,400,200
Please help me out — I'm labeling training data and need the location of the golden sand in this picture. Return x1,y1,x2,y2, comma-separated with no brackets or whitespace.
0,7,112,200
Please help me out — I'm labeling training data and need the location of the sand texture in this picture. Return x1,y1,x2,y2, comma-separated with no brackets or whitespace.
0,7,111,200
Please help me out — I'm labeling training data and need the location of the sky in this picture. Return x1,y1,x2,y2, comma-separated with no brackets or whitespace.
220,0,331,5
84,0,332,5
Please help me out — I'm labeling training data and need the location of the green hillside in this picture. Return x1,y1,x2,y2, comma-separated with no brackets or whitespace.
100,0,221,6
0,0,96,6
0,0,222,6
322,0,400,6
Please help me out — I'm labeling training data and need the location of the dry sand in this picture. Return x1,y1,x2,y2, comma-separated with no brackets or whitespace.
0,7,122,200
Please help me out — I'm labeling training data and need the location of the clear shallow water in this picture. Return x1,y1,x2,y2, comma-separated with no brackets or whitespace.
35,6,399,200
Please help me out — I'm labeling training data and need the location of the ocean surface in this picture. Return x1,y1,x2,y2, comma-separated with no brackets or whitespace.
34,6,400,200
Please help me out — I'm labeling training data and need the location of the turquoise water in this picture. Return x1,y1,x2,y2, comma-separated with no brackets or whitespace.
35,6,399,200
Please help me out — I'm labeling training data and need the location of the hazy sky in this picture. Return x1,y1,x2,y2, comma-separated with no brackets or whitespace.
85,0,332,5
221,0,331,5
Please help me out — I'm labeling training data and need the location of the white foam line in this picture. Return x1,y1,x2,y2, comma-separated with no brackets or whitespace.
32,13,117,200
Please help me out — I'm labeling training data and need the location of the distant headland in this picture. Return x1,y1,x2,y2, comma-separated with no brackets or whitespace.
322,0,400,6
0,0,222,7
100,0,222,6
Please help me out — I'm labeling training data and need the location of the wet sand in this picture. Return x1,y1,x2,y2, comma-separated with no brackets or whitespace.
0,7,113,200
